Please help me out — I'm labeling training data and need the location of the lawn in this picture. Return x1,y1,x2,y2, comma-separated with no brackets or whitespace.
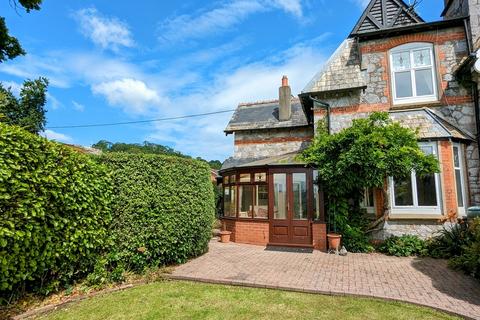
40,280,459,320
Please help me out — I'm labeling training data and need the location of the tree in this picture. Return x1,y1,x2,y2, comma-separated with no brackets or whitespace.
301,112,439,251
0,77,48,133
0,0,42,63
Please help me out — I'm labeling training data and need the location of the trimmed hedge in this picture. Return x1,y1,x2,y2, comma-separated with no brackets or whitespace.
0,124,112,296
98,153,215,271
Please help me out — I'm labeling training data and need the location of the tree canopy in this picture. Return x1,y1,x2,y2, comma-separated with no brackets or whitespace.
0,0,43,63
92,140,223,169
0,77,49,133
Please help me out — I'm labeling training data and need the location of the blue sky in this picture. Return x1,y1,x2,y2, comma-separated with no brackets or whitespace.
0,0,441,160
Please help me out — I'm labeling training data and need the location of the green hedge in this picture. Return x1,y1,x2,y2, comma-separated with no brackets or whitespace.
98,153,215,271
0,124,112,296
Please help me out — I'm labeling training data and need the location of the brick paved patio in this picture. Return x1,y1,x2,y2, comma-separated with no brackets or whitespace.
171,239,480,319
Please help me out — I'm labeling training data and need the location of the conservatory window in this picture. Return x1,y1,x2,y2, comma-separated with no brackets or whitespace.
390,43,437,104
390,142,442,214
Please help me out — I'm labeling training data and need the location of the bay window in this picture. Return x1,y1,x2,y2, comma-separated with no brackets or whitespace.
390,43,437,104
390,142,442,214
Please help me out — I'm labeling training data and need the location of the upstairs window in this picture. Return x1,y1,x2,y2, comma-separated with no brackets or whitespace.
390,43,437,105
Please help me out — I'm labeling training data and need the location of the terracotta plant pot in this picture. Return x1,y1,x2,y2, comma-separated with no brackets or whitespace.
327,233,342,251
219,231,232,243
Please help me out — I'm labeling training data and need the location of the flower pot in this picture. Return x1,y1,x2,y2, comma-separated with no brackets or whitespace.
219,231,232,243
327,233,342,251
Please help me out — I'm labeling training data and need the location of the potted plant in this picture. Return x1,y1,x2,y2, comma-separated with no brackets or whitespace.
219,221,232,243
327,233,342,251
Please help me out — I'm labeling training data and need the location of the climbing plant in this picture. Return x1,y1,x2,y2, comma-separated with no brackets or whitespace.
301,112,439,252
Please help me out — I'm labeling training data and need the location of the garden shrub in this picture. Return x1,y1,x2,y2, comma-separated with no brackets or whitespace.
426,222,471,259
449,218,480,279
98,153,215,272
378,235,427,257
0,123,112,300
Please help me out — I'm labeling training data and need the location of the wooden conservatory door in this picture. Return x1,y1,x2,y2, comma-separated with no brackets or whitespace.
269,170,312,246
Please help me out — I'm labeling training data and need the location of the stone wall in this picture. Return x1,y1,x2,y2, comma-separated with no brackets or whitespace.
233,127,313,159
313,26,480,207
370,220,456,240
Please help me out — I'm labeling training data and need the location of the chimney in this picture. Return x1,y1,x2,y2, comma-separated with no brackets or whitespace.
279,75,291,121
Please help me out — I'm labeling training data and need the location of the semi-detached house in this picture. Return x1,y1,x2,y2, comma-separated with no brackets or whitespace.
219,0,480,251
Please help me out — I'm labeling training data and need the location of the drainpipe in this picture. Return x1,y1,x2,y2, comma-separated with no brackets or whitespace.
473,82,480,152
309,96,331,135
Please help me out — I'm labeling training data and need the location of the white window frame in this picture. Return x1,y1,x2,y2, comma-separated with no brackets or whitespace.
453,143,468,216
389,142,442,215
389,42,438,105
360,188,376,214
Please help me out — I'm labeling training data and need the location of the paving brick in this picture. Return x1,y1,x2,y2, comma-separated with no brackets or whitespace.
172,240,480,319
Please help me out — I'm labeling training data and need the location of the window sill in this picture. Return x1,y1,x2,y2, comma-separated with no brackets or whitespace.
388,213,444,220
390,100,442,110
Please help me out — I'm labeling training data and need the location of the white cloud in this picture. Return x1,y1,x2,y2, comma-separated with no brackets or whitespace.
72,100,85,112
42,130,74,143
74,8,134,51
158,0,303,44
0,81,22,95
46,93,62,110
92,78,162,114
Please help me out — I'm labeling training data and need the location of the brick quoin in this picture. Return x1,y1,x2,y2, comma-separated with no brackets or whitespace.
439,140,458,217
360,31,465,54
234,136,312,145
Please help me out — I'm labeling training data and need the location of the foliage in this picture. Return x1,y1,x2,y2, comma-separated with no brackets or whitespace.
378,235,427,257
92,140,223,169
449,218,480,279
426,222,471,259
0,77,49,133
0,0,43,63
0,123,112,301
302,113,439,252
97,153,215,272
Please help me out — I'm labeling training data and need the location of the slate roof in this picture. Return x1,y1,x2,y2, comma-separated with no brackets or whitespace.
390,108,475,141
224,98,309,134
221,151,306,171
302,39,366,94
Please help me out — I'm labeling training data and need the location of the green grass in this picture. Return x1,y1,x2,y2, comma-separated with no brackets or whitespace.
40,280,459,320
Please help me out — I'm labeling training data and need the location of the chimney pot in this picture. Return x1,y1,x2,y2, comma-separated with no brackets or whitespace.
279,76,291,121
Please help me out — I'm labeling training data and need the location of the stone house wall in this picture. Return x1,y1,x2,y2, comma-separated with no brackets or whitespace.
233,127,313,159
313,26,480,207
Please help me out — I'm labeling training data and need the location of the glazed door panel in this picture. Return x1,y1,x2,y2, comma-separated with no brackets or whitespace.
269,170,312,245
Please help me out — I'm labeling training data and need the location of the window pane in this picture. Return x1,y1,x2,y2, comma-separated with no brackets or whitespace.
224,188,231,216
230,175,236,183
415,69,434,96
313,171,320,220
392,51,410,70
453,146,460,167
394,71,413,98
394,177,414,206
230,186,236,216
239,185,253,218
254,172,267,182
413,49,432,67
274,174,287,219
224,175,229,185
293,173,307,220
455,169,464,207
416,174,438,206
239,173,250,183
254,185,269,218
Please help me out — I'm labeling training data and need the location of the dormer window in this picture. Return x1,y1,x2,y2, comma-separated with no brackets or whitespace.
390,43,437,105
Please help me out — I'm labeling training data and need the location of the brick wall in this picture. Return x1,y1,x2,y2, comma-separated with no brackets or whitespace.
312,223,327,251
221,219,269,246
439,140,459,217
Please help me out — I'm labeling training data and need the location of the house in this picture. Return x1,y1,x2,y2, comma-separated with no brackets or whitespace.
219,0,480,251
